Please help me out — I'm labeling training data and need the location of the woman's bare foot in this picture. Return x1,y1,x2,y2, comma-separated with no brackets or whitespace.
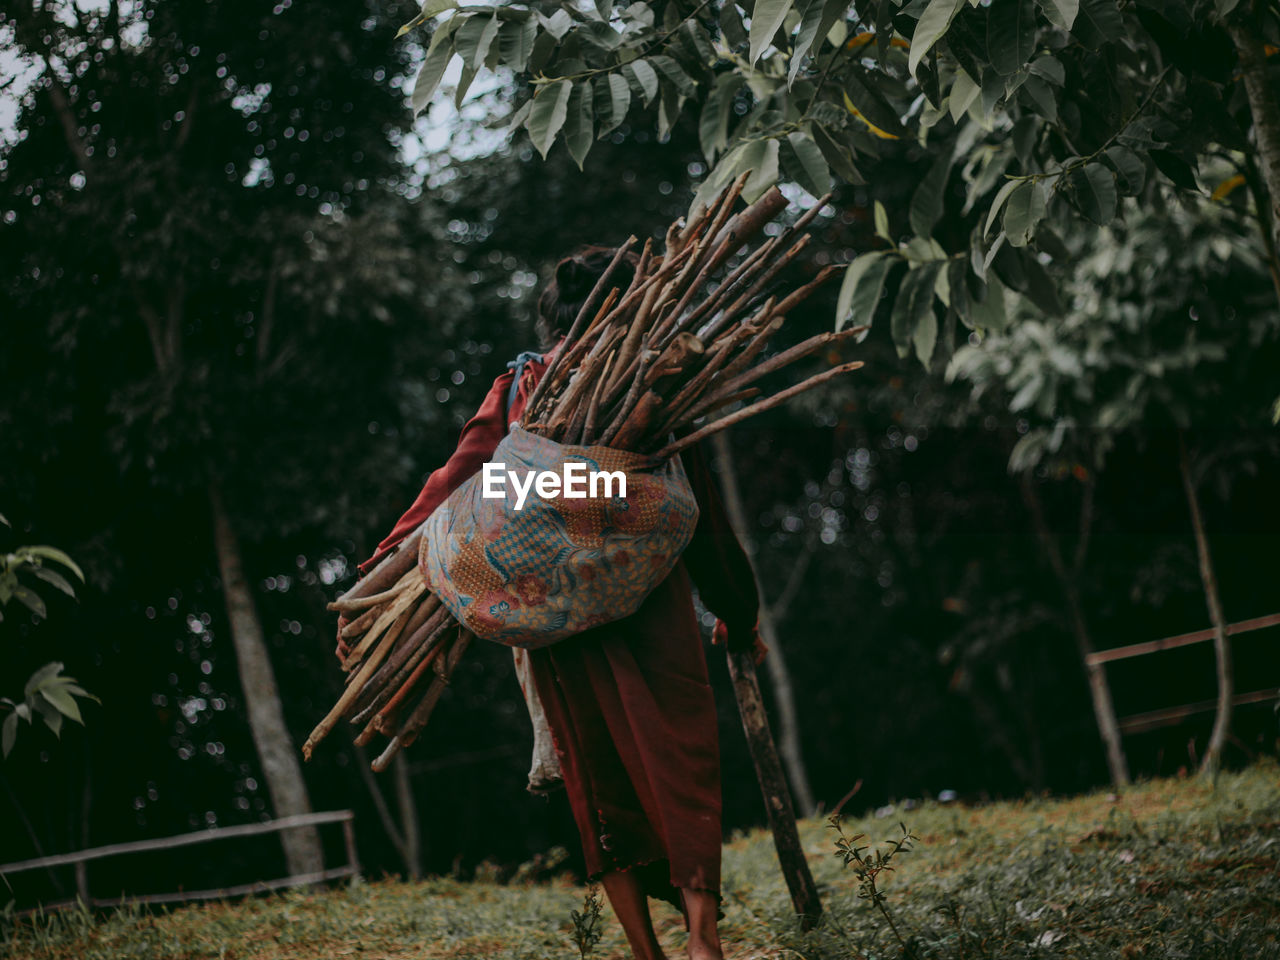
680,889,724,960
601,871,669,960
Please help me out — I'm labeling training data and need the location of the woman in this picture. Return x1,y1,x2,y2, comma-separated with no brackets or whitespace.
340,246,764,960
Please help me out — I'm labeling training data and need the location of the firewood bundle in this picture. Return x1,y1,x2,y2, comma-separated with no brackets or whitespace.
304,176,865,771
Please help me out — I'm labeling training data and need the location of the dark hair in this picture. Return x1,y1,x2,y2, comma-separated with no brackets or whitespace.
536,244,639,350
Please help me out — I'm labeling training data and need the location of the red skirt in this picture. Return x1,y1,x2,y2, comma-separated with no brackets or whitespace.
528,560,721,907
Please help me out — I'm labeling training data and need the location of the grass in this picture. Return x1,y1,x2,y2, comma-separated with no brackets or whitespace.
5,763,1279,959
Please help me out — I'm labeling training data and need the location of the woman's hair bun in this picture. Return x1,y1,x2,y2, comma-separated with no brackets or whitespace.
554,256,596,301
536,243,640,349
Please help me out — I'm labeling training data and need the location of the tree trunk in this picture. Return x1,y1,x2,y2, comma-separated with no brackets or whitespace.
1020,474,1130,787
392,755,423,879
1229,12,1280,290
726,650,823,928
1177,434,1233,777
209,483,324,878
709,433,817,816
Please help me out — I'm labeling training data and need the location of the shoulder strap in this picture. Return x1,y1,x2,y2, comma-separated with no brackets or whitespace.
504,350,545,424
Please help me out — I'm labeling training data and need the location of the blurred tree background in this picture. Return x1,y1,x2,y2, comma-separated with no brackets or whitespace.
1,0,1277,908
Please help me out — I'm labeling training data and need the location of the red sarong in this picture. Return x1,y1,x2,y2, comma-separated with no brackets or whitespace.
360,350,759,906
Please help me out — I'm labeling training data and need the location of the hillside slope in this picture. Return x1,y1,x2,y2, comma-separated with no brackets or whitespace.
6,764,1279,959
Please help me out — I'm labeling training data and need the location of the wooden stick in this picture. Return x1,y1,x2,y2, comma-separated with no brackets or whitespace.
653,360,865,458
341,576,425,671
727,649,823,928
333,526,424,604
304,603,412,759
716,326,868,398
771,264,842,317
611,390,665,448
328,566,420,614
581,350,616,444
372,632,474,771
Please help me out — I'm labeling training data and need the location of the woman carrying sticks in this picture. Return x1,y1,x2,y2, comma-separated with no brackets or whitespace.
338,245,766,960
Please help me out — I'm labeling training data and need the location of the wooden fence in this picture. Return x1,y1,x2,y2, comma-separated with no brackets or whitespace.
1085,613,1280,735
0,809,358,910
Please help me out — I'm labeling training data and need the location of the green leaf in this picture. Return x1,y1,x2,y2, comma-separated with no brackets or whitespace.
909,0,965,77
1037,0,1078,30
987,0,1036,76
454,13,499,71
740,138,781,202
411,38,454,116
33,695,63,738
1072,0,1122,49
891,262,943,359
811,124,865,184
699,74,740,161
624,60,660,106
26,564,76,599
538,8,574,40
650,55,697,97
909,152,954,237
12,585,46,619
914,302,938,367
24,662,65,698
526,79,573,159
836,252,890,330
969,272,1008,331
843,69,907,138
720,2,749,48
984,177,1023,237
0,512,8,527
2,710,17,757
850,253,894,330
1150,150,1199,191
595,74,632,136
1104,145,1146,194
789,0,845,87
498,18,537,72
749,0,794,64
396,0,459,38
1002,179,1047,246
1028,55,1065,86
24,546,84,582
656,80,684,141
563,82,594,170
789,0,825,87
949,68,980,122
454,62,478,108
40,684,83,725
874,200,892,242
1066,162,1117,224
680,19,716,64
782,131,832,198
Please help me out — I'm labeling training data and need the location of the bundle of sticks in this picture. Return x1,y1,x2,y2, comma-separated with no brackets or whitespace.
304,175,866,771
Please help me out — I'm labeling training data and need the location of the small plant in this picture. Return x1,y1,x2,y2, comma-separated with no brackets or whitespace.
829,814,919,952
0,523,98,758
568,883,604,959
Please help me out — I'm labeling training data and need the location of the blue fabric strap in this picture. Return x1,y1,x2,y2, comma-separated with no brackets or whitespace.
505,350,544,422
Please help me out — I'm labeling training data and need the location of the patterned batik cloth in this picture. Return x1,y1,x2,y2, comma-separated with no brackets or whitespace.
421,426,700,646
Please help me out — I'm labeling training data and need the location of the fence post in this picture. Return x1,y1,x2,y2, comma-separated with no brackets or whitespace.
341,815,360,878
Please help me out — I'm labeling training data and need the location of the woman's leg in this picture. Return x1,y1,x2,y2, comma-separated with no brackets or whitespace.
679,888,723,960
601,870,668,960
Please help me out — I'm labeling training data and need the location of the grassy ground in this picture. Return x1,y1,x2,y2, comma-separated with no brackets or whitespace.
5,763,1279,959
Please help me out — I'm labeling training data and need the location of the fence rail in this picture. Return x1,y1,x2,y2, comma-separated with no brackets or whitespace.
1086,612,1280,667
1086,612,1280,738
0,809,358,911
